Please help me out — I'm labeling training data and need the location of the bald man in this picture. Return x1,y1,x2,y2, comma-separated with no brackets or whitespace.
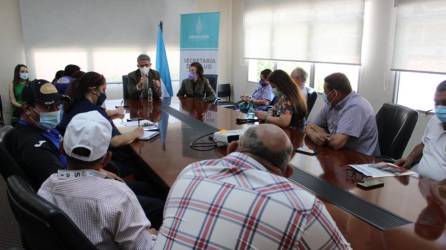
154,124,350,249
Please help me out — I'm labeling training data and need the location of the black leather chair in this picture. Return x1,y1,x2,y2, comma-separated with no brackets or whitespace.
0,95,4,126
6,175,97,250
122,75,129,100
0,142,26,182
217,83,231,102
203,74,218,92
376,103,418,160
306,90,318,118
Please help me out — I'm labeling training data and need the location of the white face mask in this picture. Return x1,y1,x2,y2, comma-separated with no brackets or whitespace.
19,72,29,80
140,66,150,76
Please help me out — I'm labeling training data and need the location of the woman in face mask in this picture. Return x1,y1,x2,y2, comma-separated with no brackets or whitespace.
239,69,274,106
59,72,143,148
9,64,30,125
176,62,216,102
255,70,307,129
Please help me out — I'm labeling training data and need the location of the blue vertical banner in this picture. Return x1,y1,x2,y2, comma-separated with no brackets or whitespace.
180,12,220,81
156,22,173,97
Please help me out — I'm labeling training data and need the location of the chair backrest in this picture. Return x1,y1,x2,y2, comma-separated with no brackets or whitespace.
217,83,231,99
6,175,97,250
0,95,4,126
306,91,318,118
0,125,13,143
203,74,218,92
122,75,129,100
376,103,418,159
0,142,27,182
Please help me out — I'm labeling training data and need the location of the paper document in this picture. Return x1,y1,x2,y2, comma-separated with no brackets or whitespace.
122,120,157,127
349,162,417,178
104,99,123,110
139,131,159,141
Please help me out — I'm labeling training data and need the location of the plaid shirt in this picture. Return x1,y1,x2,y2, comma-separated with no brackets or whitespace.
154,152,350,250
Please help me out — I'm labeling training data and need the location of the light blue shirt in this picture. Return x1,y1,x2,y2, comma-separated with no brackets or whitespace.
252,82,274,101
310,92,380,156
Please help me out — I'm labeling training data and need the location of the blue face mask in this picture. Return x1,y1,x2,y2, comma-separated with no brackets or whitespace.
19,72,29,80
39,110,61,129
435,105,446,122
188,72,197,81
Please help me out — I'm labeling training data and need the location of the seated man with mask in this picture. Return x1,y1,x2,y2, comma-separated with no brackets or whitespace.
39,111,158,249
396,81,446,181
127,54,162,100
305,73,379,156
4,80,66,190
155,124,350,249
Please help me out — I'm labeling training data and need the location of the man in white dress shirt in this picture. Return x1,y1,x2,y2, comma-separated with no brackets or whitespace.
38,111,157,250
396,81,446,181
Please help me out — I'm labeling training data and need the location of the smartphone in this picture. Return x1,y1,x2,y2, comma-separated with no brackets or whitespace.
295,146,317,156
236,118,259,124
357,179,384,190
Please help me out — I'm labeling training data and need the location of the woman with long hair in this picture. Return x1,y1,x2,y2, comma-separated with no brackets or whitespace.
58,71,143,147
9,64,30,124
255,69,307,128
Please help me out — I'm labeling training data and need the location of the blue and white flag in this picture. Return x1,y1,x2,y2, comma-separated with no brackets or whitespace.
156,22,173,97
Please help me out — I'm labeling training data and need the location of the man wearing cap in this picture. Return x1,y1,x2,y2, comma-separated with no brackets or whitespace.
4,79,66,190
38,111,158,250
127,54,162,100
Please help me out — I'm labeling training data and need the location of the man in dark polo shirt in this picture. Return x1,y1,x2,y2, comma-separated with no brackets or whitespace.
127,54,162,100
4,79,66,190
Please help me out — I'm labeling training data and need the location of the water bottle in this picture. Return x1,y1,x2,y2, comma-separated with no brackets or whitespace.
247,99,255,119
147,87,153,102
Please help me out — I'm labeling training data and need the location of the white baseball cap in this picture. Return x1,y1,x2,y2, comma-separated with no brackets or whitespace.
63,111,112,162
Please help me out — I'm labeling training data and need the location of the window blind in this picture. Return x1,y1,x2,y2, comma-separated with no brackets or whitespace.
243,0,365,65
392,0,446,73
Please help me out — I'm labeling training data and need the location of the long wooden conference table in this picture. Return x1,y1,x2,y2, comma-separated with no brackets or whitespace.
114,97,446,249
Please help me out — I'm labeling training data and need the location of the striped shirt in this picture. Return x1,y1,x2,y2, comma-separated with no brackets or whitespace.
154,152,350,250
38,170,155,250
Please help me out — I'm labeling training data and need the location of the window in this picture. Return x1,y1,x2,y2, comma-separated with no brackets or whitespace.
395,72,445,111
248,59,275,82
314,64,360,93
247,59,359,93
244,0,365,65
276,61,311,79
392,1,446,111
92,49,140,83
392,0,446,73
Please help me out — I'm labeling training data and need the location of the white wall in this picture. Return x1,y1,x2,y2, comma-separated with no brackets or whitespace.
19,0,232,86
0,0,26,124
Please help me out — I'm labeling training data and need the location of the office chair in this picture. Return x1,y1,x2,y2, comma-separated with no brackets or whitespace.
0,142,27,182
203,74,218,92
6,175,98,250
0,95,4,126
376,103,418,160
217,83,231,102
306,90,318,118
0,125,13,143
122,75,129,100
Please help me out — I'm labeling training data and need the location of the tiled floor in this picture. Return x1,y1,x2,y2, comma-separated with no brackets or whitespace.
0,177,22,249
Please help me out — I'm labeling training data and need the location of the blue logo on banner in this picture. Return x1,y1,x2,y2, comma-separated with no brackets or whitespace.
180,12,220,49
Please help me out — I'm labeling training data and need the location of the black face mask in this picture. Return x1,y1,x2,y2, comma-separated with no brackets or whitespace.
96,93,107,106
